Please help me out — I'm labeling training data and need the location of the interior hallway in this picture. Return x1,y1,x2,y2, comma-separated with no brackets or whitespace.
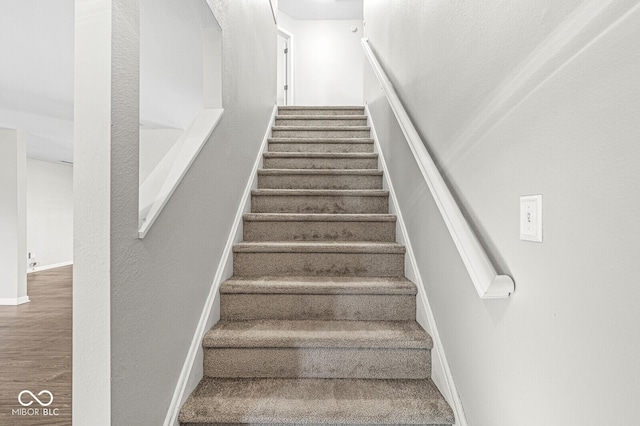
0,266,72,425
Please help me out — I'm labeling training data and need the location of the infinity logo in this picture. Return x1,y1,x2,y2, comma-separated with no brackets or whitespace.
18,390,53,407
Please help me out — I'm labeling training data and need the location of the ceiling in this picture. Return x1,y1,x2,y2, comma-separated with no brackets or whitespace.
279,0,363,21
0,0,75,164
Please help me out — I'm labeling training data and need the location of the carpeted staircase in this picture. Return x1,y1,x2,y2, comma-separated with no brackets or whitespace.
179,106,455,425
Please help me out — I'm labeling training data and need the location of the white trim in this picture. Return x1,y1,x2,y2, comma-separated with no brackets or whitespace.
139,108,224,239
361,38,514,299
0,296,30,306
367,105,468,426
27,261,73,274
277,26,295,106
269,0,278,25
163,105,278,426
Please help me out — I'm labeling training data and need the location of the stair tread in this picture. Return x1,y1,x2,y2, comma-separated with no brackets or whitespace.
258,169,382,175
264,152,377,158
204,320,431,349
269,138,373,143
244,213,395,222
279,106,364,109
272,126,371,131
252,189,388,196
234,241,405,254
276,115,368,120
179,377,454,425
221,276,415,295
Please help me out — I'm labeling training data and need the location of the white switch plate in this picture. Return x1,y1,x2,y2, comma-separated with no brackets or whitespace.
520,195,542,242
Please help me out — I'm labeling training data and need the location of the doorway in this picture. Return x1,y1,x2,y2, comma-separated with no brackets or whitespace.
277,27,294,105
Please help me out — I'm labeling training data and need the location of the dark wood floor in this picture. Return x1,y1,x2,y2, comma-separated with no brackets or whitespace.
0,266,72,425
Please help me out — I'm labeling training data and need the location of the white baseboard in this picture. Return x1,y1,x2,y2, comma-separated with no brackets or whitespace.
0,295,30,306
27,261,73,274
366,105,468,426
163,105,278,426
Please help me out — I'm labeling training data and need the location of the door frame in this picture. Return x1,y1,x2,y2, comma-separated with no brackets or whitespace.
277,27,294,106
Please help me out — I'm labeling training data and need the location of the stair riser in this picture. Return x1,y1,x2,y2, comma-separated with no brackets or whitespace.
263,157,378,169
204,348,430,379
258,174,382,189
182,418,451,425
179,376,456,425
251,194,389,214
278,108,364,116
275,118,368,127
233,252,404,277
268,142,374,153
272,129,370,138
244,220,395,242
221,293,415,321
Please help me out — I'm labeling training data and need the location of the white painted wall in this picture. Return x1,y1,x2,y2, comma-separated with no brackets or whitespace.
74,0,119,422
95,0,276,424
0,129,28,305
75,0,274,423
139,128,183,184
140,0,218,129
363,1,640,425
26,159,73,270
278,11,363,106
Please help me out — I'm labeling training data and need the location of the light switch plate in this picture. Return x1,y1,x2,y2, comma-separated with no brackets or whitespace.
520,195,542,242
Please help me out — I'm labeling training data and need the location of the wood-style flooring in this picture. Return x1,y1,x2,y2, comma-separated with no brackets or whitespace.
0,266,72,425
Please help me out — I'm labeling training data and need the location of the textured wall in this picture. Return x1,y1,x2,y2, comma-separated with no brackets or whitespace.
108,0,276,424
73,0,114,422
363,1,640,425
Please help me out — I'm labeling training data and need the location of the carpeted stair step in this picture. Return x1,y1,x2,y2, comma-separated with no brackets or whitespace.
268,137,374,153
277,105,365,116
178,377,455,425
179,105,455,426
263,152,378,169
202,320,431,379
233,242,405,277
251,189,389,214
275,115,368,127
220,276,416,321
257,169,383,190
243,213,395,241
272,126,371,139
